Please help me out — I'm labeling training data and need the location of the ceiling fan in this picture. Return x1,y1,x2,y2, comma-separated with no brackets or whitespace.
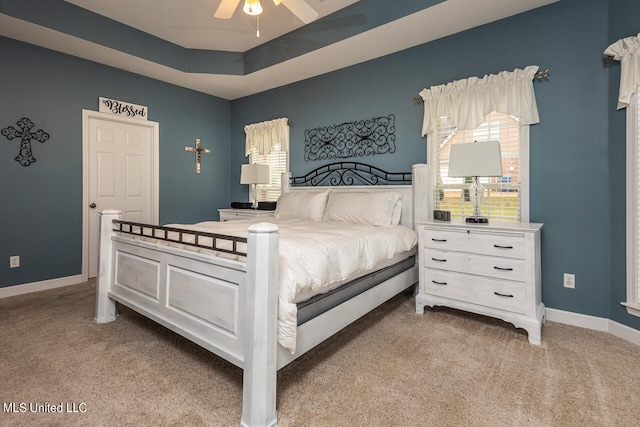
215,0,319,24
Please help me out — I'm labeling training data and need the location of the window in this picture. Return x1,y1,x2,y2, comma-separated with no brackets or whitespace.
249,144,288,202
625,92,640,317
428,111,529,222
244,117,290,203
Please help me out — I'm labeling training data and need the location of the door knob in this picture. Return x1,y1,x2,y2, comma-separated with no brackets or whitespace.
89,203,97,209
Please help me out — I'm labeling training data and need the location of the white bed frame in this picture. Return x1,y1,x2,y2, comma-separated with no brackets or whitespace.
95,164,429,427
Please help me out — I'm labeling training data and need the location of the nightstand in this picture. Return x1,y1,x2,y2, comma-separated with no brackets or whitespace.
218,208,275,221
415,220,544,344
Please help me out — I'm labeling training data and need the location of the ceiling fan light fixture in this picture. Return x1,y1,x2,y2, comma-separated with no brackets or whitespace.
243,0,263,16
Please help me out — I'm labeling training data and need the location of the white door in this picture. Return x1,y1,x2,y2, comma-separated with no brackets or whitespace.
83,110,159,279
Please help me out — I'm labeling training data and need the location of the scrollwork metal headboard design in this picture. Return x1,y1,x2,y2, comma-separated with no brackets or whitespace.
290,162,411,186
304,114,396,161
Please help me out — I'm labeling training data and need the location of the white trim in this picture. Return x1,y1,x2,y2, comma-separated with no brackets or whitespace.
0,275,84,298
626,92,639,316
519,125,530,223
545,307,609,331
81,109,160,282
622,302,640,318
546,308,640,347
426,134,435,221
609,318,640,347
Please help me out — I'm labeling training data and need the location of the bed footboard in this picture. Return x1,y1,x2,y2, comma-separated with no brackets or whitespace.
95,210,279,427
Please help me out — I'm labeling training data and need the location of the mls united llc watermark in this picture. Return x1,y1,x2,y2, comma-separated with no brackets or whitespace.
3,402,87,413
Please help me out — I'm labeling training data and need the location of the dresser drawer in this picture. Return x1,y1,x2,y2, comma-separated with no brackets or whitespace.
221,211,251,221
424,250,526,282
423,268,526,314
218,209,275,221
423,228,526,259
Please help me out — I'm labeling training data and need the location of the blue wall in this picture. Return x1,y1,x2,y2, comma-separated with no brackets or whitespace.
230,0,640,329
2,0,640,332
0,37,231,288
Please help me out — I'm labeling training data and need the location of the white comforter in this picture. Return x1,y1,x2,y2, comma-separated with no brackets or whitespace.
166,218,417,353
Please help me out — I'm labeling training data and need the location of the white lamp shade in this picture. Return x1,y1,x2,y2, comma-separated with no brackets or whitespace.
243,0,263,15
448,141,503,177
240,163,269,184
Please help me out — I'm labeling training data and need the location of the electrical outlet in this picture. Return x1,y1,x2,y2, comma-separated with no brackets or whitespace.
563,273,575,289
9,256,20,268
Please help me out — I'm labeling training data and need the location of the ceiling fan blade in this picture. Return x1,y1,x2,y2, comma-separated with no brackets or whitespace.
280,0,319,24
214,0,241,19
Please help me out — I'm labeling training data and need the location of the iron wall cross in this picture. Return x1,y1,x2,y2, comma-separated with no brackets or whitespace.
2,118,50,166
184,138,211,173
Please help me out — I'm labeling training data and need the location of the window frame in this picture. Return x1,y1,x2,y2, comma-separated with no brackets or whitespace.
249,145,289,203
624,91,640,317
427,113,530,223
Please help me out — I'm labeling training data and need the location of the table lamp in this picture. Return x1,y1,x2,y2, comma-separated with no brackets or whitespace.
240,164,269,209
448,141,503,223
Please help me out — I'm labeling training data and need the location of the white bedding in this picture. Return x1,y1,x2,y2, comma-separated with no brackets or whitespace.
150,218,417,353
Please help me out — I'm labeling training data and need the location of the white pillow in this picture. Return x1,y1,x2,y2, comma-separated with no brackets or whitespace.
323,191,404,227
274,191,329,221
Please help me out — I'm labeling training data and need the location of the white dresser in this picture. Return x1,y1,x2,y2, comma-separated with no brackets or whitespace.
218,208,275,221
416,220,544,344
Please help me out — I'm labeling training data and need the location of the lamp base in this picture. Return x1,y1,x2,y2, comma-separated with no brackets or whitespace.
465,216,489,224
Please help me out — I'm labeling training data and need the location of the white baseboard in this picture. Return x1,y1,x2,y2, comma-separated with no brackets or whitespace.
608,320,640,347
0,275,85,298
546,307,640,347
2,279,640,347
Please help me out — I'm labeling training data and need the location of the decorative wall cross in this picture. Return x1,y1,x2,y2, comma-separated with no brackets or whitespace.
184,138,211,173
2,117,50,166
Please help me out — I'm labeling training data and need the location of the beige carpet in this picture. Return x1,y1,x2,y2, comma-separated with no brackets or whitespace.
1,282,639,427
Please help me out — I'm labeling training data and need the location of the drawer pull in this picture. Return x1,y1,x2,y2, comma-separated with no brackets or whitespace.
431,257,447,262
494,266,514,271
494,292,514,298
431,238,447,242
432,280,447,286
494,244,514,249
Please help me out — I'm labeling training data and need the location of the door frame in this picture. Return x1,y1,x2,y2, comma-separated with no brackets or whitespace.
81,109,159,282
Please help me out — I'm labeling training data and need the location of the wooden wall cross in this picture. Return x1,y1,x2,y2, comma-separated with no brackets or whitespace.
184,138,211,174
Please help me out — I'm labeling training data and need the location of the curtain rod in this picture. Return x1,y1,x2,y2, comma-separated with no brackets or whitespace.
602,55,615,67
412,68,550,104
243,120,293,134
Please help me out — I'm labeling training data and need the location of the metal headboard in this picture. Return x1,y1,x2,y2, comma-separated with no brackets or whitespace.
290,162,412,187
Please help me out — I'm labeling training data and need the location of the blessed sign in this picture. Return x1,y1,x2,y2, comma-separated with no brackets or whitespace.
99,97,148,120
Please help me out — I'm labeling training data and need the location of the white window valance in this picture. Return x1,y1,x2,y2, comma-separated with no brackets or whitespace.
604,33,640,110
419,66,541,136
244,117,290,156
